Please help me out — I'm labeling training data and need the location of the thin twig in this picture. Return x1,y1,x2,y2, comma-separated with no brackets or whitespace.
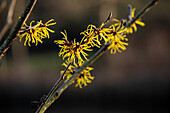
36,12,112,112
0,0,16,40
39,41,110,113
126,0,160,28
36,11,113,113
35,62,72,113
37,0,160,113
0,0,37,60
36,11,112,113
98,12,112,28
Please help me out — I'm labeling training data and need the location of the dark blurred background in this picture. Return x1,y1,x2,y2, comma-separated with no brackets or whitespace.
0,0,170,113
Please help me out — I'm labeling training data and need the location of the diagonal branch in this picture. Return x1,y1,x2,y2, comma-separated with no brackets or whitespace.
36,0,160,113
0,0,16,41
36,10,113,113
35,61,72,113
126,0,160,28
0,0,37,60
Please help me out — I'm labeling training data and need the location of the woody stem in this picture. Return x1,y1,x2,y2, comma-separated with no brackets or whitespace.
36,0,159,113
0,0,37,60
35,61,72,113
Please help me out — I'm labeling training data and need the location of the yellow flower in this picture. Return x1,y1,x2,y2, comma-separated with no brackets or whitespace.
74,39,93,63
38,19,56,39
108,37,128,54
62,61,94,88
19,19,56,46
61,61,76,84
105,25,127,41
106,25,128,54
112,18,127,31
54,30,92,63
74,61,94,88
80,24,101,48
127,8,145,34
19,21,43,46
80,24,109,47
54,30,73,59
75,66,94,88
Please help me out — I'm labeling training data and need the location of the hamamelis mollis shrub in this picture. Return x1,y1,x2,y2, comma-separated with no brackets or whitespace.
53,5,145,88
0,0,159,112
18,5,144,89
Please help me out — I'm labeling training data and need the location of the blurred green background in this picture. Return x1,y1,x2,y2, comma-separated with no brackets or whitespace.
0,0,170,113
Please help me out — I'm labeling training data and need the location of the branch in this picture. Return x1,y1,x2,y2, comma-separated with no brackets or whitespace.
35,12,112,112
40,42,110,113
98,12,112,28
0,0,37,60
36,10,113,113
0,0,16,40
36,0,160,113
35,62,72,113
126,0,160,28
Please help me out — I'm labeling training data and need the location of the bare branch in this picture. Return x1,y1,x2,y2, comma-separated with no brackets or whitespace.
126,0,160,28
98,12,112,28
0,0,37,60
35,62,72,113
0,0,16,40
37,0,160,112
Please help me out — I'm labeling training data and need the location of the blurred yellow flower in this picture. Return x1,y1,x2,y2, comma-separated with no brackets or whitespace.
127,8,145,34
108,37,128,54
106,25,128,54
112,18,127,31
106,25,127,40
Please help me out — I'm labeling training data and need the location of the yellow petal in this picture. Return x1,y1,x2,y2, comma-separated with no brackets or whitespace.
136,20,145,26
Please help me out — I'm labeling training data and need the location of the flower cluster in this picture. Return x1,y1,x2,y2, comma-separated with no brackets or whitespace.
19,19,56,46
54,5,145,88
54,30,93,63
61,61,94,88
